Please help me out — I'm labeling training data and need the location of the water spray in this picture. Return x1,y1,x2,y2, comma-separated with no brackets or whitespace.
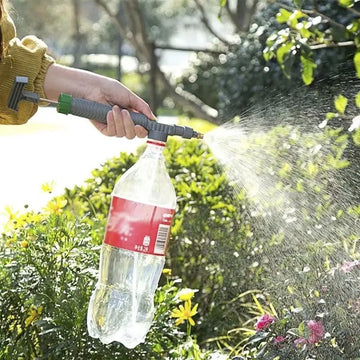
7,76,204,142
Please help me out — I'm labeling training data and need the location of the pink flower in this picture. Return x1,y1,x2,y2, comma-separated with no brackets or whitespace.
307,320,324,344
340,260,360,273
255,314,275,331
294,337,307,347
274,335,285,344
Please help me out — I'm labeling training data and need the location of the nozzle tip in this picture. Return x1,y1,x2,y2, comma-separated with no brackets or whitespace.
197,132,204,139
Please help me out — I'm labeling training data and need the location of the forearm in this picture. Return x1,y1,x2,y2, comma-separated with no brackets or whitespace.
43,63,154,122
43,63,116,102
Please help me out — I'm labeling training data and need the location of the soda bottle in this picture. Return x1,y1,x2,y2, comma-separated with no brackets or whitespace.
87,136,176,349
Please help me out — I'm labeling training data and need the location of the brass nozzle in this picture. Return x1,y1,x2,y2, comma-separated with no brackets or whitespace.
197,132,204,139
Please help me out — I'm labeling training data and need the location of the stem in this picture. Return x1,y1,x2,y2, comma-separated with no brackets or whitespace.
309,41,355,50
187,322,192,337
347,7,360,17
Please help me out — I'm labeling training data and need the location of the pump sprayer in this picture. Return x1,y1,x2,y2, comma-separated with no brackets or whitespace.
7,76,204,142
8,76,202,348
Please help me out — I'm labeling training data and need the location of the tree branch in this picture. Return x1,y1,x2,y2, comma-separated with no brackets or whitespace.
224,0,260,32
347,7,360,17
155,44,224,54
123,0,152,60
224,1,243,33
275,1,346,30
193,0,232,46
95,0,127,39
309,40,355,50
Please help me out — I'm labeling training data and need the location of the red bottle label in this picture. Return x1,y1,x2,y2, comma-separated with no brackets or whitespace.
104,197,175,256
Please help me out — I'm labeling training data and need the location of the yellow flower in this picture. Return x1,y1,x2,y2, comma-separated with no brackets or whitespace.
45,198,67,215
171,299,198,326
4,205,19,221
25,305,43,327
162,268,172,276
178,288,196,301
20,240,28,248
41,181,55,193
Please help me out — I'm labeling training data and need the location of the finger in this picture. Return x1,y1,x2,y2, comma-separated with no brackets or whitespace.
127,93,157,121
90,119,107,134
121,109,136,139
104,110,117,136
90,115,115,137
134,124,148,138
113,106,126,138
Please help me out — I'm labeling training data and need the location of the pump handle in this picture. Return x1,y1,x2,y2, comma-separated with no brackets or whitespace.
57,94,150,126
57,94,201,140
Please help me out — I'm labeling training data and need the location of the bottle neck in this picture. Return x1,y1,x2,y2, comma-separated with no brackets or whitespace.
142,139,166,159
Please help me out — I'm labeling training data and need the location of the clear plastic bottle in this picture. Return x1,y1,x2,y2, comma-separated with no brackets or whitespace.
87,139,176,349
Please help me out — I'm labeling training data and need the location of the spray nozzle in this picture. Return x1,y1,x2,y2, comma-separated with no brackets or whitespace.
7,76,203,142
146,121,203,142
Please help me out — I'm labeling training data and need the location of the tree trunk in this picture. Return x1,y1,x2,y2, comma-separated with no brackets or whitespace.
226,0,259,32
95,0,218,123
72,0,83,67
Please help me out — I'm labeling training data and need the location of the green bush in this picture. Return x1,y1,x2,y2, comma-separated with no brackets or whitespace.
0,210,195,359
180,0,357,120
1,127,359,358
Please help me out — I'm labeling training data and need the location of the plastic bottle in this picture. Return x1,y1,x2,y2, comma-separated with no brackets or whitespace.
87,138,176,349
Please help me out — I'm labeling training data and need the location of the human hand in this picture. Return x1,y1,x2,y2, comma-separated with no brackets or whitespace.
92,105,148,138
44,64,156,138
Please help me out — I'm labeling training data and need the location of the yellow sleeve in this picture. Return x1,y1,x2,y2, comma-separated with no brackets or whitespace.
0,36,55,125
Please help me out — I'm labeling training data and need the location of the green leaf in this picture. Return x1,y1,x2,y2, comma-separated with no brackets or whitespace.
334,94,348,114
326,112,336,120
276,42,294,64
296,180,304,192
294,0,303,8
338,0,354,7
346,19,360,33
279,163,292,178
298,22,313,39
282,54,295,79
308,162,318,177
220,0,227,6
354,51,360,78
353,128,360,146
288,10,307,28
355,92,360,108
298,321,305,336
266,33,278,46
263,48,271,61
300,54,316,85
276,8,292,23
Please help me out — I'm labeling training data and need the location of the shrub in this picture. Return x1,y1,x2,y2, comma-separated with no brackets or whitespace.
0,210,191,359
1,127,358,358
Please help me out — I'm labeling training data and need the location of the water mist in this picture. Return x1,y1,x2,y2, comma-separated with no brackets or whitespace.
202,77,360,357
